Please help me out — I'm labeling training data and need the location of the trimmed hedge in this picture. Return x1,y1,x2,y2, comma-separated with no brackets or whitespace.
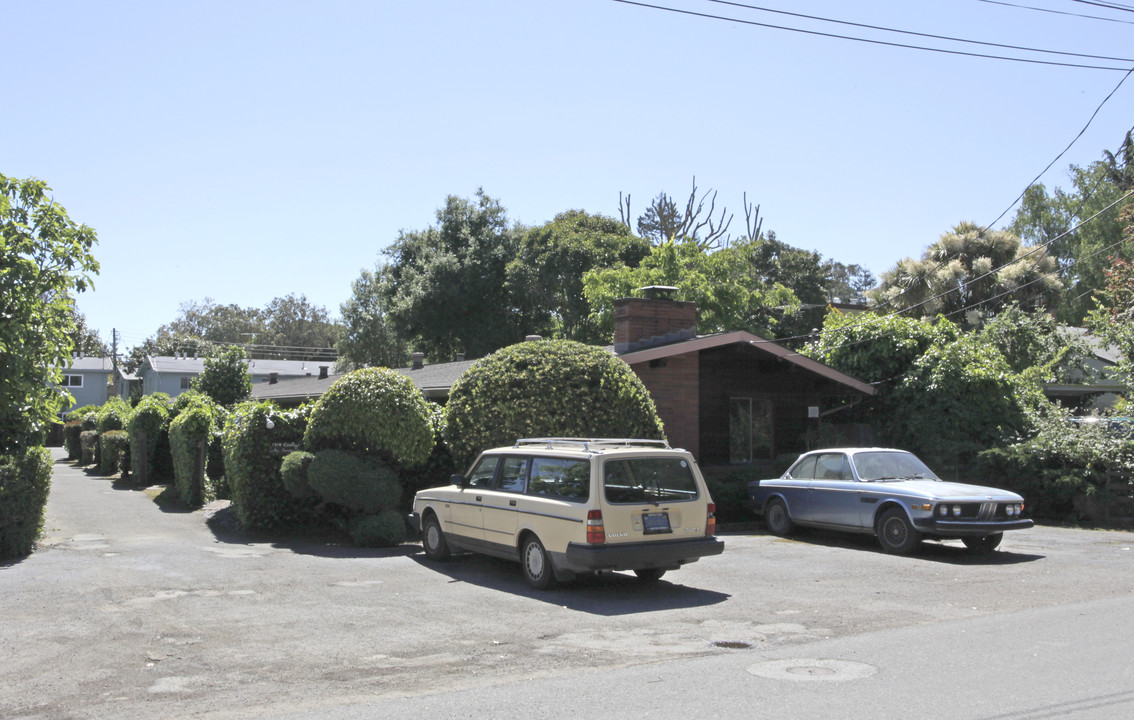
169,393,224,507
304,367,435,466
443,339,665,466
306,449,402,514
79,430,99,466
0,447,53,559
99,430,131,477
280,451,317,499
63,421,83,460
348,510,408,547
222,402,314,530
128,394,172,483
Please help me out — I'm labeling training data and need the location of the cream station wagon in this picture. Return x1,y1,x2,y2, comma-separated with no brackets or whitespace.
410,438,724,589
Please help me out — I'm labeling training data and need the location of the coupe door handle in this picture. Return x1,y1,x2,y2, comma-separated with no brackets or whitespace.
475,495,483,502
509,500,517,507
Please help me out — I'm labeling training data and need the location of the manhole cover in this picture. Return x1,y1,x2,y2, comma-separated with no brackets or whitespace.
747,658,877,682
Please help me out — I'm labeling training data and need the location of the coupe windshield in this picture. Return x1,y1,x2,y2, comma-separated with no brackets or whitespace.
852,452,939,481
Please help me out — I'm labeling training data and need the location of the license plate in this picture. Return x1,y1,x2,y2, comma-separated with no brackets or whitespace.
642,512,672,535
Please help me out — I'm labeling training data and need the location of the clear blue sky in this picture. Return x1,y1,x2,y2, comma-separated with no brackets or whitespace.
4,0,1132,353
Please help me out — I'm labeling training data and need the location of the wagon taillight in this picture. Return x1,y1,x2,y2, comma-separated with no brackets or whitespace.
586,510,605,544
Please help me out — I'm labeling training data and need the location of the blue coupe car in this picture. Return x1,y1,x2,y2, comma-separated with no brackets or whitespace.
747,448,1034,554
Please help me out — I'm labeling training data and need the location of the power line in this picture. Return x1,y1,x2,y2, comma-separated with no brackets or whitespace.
979,0,1134,25
610,0,1132,70
985,68,1134,229
1071,0,1134,14
703,0,1134,63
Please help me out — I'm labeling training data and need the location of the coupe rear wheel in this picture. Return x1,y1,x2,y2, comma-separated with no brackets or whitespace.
876,508,923,555
520,535,557,590
421,514,450,561
765,498,795,537
962,533,1003,554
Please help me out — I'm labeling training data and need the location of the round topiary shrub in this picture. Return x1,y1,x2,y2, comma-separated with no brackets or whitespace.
280,451,317,499
443,339,665,466
306,449,402,514
303,368,435,466
348,510,409,548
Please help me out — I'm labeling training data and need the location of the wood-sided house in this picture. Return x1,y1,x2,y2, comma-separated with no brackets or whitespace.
252,289,875,465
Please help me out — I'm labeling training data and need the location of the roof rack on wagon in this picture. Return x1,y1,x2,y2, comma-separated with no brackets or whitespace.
513,437,672,452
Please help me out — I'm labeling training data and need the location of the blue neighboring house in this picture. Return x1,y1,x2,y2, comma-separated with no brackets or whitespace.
136,355,333,399
57,356,116,415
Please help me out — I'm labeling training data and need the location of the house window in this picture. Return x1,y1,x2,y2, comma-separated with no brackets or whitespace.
180,376,192,389
61,375,83,388
729,397,773,463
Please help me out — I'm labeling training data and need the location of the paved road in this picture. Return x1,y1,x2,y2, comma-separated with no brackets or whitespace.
2,449,1133,719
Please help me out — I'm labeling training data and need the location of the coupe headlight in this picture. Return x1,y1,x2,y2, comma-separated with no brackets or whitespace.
938,505,949,517
952,505,962,517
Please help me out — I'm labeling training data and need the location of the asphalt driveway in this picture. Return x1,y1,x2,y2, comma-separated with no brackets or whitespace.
3,449,1133,719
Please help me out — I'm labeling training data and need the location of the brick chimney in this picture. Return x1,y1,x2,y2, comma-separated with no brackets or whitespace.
613,286,697,354
411,352,425,370
318,365,329,379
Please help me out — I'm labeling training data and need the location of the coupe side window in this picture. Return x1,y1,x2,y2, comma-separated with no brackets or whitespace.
790,455,818,479
815,453,848,480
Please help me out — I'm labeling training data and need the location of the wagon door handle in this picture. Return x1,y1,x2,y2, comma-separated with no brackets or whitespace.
475,495,483,502
509,500,517,507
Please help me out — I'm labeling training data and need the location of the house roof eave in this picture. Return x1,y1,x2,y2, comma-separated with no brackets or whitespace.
617,330,875,397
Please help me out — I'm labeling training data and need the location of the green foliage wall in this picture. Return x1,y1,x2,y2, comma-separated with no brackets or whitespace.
443,339,665,467
978,410,1134,521
99,430,130,476
811,310,1037,471
128,394,172,482
63,421,83,460
0,447,52,559
222,402,313,530
306,449,402,514
170,394,224,506
304,367,435,466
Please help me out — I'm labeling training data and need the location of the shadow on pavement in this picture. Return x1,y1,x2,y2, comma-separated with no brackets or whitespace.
408,551,731,615
743,526,1045,565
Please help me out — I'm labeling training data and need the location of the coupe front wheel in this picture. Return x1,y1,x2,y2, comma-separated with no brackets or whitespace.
962,533,1003,554
876,508,922,555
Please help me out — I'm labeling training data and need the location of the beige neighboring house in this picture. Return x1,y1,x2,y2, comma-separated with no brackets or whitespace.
1045,327,1126,411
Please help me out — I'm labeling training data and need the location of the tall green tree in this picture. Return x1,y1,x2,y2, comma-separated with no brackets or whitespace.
193,346,252,407
337,264,407,370
871,222,1062,328
382,190,524,360
261,293,341,357
1010,131,1134,323
582,236,799,339
1,173,99,452
505,210,650,345
161,298,264,345
1085,203,1134,411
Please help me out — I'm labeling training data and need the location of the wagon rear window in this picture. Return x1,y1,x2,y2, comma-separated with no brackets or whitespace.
604,458,699,504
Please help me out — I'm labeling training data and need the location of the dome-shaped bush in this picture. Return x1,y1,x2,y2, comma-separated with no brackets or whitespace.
443,340,664,465
306,449,402,513
303,367,435,466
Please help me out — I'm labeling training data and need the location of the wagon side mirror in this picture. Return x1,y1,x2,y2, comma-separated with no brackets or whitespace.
451,473,467,487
